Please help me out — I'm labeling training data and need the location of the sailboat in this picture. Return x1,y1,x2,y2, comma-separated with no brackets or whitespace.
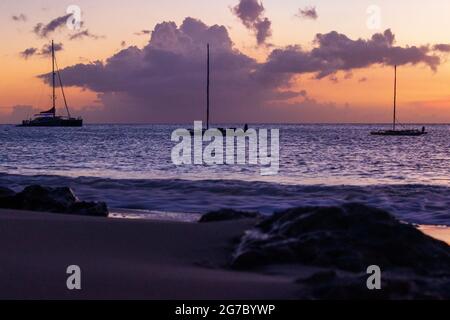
18,41,83,127
371,66,426,136
190,44,234,136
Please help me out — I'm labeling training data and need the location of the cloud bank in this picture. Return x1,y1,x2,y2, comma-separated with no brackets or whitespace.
36,18,445,123
261,29,440,78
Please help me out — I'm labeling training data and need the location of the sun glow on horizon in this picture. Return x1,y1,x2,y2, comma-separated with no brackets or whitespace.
1,0,449,123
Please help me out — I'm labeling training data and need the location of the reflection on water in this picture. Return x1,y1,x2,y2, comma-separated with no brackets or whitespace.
1,124,450,186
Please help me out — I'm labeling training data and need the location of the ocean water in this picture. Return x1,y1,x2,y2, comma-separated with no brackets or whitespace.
0,124,449,225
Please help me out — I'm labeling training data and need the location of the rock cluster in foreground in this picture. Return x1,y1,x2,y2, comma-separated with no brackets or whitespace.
0,185,108,217
202,204,450,299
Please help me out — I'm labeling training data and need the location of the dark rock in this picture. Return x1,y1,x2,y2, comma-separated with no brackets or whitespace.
0,187,16,198
299,272,450,300
199,209,261,223
15,185,78,212
68,201,109,217
231,203,450,277
0,185,108,217
298,270,337,285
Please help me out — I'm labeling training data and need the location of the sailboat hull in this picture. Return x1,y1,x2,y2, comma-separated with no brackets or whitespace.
370,130,426,136
18,118,83,127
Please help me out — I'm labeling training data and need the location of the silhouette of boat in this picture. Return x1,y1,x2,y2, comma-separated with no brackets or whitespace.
189,44,236,136
371,66,426,136
18,41,83,127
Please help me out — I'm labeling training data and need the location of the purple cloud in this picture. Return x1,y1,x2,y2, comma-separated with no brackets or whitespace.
37,19,444,123
40,42,64,57
297,6,318,20
39,18,282,122
433,44,450,52
232,0,272,45
34,13,72,38
19,43,64,59
261,29,440,78
20,47,38,59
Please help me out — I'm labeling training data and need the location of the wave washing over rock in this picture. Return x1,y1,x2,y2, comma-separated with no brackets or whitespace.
0,173,449,225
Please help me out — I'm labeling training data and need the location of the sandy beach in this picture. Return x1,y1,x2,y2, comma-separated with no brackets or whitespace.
1,207,449,300
0,209,301,300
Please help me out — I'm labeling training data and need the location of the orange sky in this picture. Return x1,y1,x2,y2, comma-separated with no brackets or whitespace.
1,0,449,123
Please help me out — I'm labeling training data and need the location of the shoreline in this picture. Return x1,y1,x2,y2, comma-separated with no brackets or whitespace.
109,208,450,245
1,173,449,227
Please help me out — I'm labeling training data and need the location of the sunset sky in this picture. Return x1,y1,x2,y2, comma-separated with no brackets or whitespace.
1,0,449,123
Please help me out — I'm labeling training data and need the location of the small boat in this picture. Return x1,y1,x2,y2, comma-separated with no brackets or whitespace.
18,41,83,127
371,66,426,136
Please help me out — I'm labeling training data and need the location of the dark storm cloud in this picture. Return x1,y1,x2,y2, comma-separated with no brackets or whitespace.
297,6,318,20
34,13,72,38
37,19,445,123
261,29,440,79
232,0,272,45
12,14,27,22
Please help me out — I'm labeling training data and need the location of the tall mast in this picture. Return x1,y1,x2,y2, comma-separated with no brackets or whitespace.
206,43,210,130
393,65,397,131
52,40,56,117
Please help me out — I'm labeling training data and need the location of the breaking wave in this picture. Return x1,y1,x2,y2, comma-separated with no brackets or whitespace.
0,173,449,226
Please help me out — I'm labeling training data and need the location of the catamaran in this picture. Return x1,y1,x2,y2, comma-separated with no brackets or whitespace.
371,66,426,136
18,41,83,127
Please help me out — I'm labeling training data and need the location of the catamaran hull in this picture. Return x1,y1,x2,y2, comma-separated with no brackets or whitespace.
17,119,83,127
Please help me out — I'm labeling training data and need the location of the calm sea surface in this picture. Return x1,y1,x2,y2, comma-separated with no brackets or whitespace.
1,124,449,185
1,124,449,225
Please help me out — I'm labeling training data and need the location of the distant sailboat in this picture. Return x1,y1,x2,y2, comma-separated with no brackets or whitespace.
18,40,83,127
190,44,235,135
371,66,426,136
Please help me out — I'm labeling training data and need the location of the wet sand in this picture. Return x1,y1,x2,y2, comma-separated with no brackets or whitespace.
1,208,448,300
0,209,298,300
